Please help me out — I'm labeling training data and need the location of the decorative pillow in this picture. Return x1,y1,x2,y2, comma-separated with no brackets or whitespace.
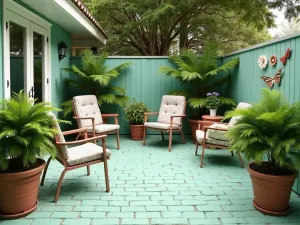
207,123,229,141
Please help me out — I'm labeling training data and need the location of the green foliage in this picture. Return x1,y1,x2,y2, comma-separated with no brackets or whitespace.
160,45,238,110
225,89,300,172
62,50,130,117
123,100,149,125
82,0,275,55
0,92,64,172
205,92,221,109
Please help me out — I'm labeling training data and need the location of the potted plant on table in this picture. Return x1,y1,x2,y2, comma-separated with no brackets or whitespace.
226,88,300,216
160,44,238,142
124,100,149,140
205,92,221,116
0,92,61,219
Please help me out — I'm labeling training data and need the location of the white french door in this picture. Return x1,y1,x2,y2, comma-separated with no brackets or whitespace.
3,0,51,101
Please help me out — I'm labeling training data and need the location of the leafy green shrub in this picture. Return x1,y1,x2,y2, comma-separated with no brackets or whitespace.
160,44,238,109
0,92,63,172
124,100,149,125
226,88,300,173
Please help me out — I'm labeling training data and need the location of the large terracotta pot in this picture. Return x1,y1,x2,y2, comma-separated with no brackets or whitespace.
188,118,201,143
248,162,298,216
0,158,46,219
130,124,144,140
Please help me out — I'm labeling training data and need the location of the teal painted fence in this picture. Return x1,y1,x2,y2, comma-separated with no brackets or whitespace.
222,33,300,194
0,1,3,99
68,56,193,134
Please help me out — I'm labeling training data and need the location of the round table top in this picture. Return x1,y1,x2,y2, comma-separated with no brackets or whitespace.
202,115,224,121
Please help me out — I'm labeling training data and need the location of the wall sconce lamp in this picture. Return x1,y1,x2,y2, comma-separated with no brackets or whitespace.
58,42,68,61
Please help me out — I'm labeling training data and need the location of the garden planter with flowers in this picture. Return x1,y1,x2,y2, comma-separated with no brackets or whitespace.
226,88,300,216
124,100,149,140
205,92,221,117
0,92,64,219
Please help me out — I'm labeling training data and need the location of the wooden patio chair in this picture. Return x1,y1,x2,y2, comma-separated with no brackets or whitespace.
143,95,186,152
40,113,110,203
72,95,120,149
195,102,251,168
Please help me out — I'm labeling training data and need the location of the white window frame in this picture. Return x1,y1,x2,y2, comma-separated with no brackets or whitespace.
3,0,52,101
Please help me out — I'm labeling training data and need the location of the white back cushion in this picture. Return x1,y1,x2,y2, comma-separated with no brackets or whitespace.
157,95,186,125
73,95,103,127
48,112,69,160
228,102,252,128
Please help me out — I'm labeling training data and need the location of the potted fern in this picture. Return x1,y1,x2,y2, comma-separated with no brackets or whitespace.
226,89,300,216
0,92,60,219
160,44,238,142
124,100,149,140
61,50,130,117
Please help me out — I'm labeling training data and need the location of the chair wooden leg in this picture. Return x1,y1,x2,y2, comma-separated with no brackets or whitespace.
102,141,110,192
87,165,91,176
116,130,120,150
237,153,244,168
200,144,205,168
143,127,146,146
54,169,68,203
168,131,173,152
180,130,186,144
160,131,165,141
40,157,51,186
195,144,199,156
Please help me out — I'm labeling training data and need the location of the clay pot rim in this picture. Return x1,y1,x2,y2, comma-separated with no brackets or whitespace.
248,162,298,181
0,158,46,179
129,124,144,127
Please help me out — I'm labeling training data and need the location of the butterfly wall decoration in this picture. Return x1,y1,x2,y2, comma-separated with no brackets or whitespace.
280,48,291,65
260,68,282,88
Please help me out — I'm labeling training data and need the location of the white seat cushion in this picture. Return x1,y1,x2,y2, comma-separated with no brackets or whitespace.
196,130,230,146
67,142,111,166
207,123,229,141
87,124,120,133
144,122,180,130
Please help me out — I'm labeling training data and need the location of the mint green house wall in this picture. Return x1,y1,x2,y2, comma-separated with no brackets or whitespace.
0,0,71,106
0,0,3,99
69,56,191,134
222,34,300,194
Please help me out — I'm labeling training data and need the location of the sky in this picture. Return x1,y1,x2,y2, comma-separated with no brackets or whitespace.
268,9,287,37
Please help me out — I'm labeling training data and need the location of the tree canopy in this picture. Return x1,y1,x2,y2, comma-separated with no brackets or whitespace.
82,0,300,56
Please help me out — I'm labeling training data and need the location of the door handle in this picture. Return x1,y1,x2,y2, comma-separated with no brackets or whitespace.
28,87,34,98
7,80,9,88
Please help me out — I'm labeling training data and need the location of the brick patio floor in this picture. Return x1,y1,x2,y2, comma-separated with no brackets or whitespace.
1,135,300,225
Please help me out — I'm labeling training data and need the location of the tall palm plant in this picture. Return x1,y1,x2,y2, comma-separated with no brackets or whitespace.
62,50,130,117
160,44,239,110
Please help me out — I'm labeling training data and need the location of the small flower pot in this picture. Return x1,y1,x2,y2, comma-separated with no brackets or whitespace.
209,109,217,117
248,162,298,216
130,124,144,140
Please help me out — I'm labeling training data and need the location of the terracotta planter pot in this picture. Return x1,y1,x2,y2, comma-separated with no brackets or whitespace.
130,124,144,140
0,158,46,219
248,162,298,216
188,118,200,143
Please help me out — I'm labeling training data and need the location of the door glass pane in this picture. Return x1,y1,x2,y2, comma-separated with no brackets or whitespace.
10,22,25,96
33,32,44,102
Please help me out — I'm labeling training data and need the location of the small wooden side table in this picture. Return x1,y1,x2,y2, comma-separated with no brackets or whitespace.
201,115,224,131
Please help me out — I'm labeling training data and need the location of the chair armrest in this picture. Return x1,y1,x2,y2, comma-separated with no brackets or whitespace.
62,128,88,136
102,114,119,125
171,114,186,118
144,112,159,115
204,126,228,132
102,114,118,118
56,135,107,146
73,116,95,121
